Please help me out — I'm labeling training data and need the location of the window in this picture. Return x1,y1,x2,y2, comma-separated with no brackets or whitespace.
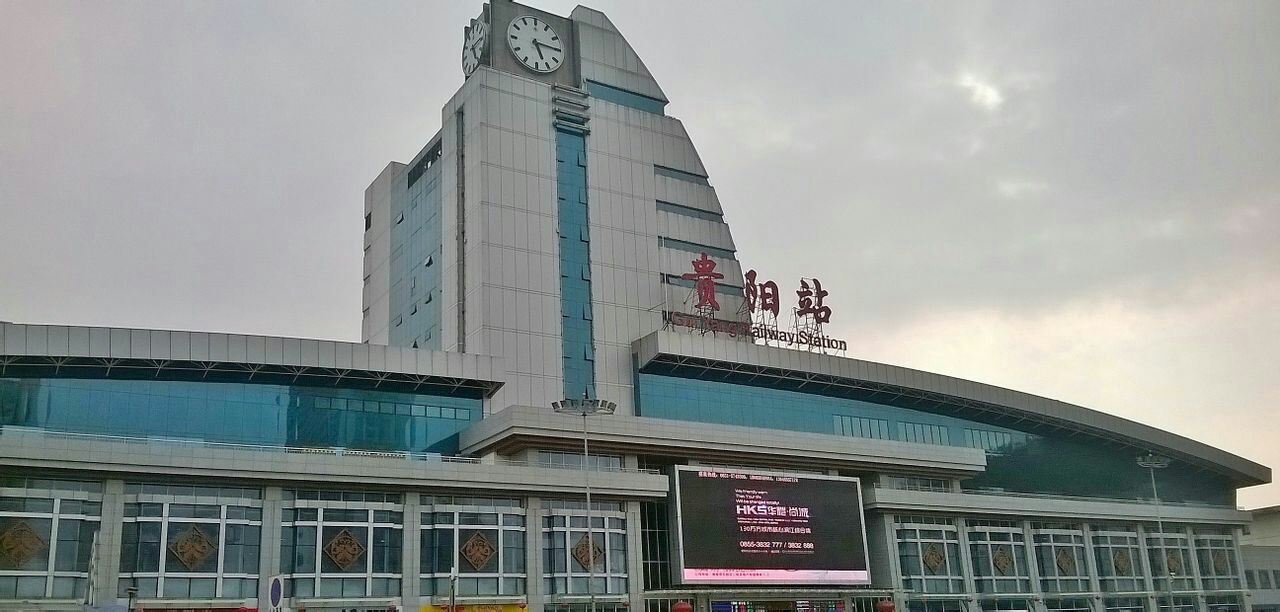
282,497,403,599
834,415,890,440
640,502,670,590
1147,528,1196,592
537,450,622,472
899,422,950,445
118,492,260,600
365,213,372,231
1033,524,1089,593
883,476,951,493
968,523,1032,594
420,500,526,596
0,492,101,600
895,515,964,594
542,506,628,596
1092,526,1145,593
1195,529,1241,590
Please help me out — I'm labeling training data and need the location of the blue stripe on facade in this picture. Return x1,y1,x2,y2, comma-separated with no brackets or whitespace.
556,129,595,399
584,80,668,115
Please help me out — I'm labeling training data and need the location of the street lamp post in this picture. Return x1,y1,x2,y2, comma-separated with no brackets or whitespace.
552,392,617,612
1138,453,1174,612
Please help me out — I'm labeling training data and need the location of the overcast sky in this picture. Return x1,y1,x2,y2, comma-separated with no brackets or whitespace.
1,1,1277,507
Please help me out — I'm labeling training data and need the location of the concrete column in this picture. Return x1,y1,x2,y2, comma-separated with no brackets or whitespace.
256,486,284,608
95,479,125,606
1184,527,1206,612
527,496,545,612
626,500,644,611
1136,524,1159,612
1021,521,1046,612
1232,528,1253,612
955,518,982,612
1079,524,1105,612
880,514,908,612
403,492,422,610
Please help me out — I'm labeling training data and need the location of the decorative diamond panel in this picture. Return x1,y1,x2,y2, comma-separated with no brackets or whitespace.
1112,549,1133,576
922,542,946,574
1055,548,1077,575
324,528,366,571
461,531,497,570
1212,550,1230,575
992,545,1014,576
0,520,46,568
168,525,215,570
572,533,604,570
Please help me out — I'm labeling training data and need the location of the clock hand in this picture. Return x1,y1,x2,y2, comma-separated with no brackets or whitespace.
533,40,562,53
534,43,544,60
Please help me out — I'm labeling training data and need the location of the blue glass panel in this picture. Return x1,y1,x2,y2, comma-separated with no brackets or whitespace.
634,372,1233,504
0,377,480,454
556,128,595,398
584,80,667,115
390,139,445,350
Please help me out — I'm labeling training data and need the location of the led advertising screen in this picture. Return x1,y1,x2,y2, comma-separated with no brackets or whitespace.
672,466,870,585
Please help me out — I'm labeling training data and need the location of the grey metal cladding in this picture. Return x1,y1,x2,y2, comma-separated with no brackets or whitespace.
0,322,507,397
632,330,1270,485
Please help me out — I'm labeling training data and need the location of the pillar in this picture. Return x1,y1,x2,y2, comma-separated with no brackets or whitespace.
257,486,284,608
527,496,546,612
403,492,422,610
95,479,125,605
626,500,645,612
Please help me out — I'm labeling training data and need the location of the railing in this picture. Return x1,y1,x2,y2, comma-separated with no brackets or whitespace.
0,426,661,475
871,479,1235,510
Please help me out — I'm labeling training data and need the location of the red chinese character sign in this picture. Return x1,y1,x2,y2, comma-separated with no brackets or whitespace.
664,257,847,353
796,278,832,324
681,252,723,315
744,270,780,317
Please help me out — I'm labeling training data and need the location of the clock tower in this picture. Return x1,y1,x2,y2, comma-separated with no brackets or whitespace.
365,0,739,423
461,0,581,88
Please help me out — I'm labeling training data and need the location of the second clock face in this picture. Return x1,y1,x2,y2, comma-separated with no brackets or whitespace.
507,15,563,73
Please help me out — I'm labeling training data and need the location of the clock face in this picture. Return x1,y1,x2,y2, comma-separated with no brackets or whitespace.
506,15,563,73
462,18,488,77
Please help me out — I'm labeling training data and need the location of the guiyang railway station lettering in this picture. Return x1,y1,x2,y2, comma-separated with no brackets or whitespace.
665,253,849,352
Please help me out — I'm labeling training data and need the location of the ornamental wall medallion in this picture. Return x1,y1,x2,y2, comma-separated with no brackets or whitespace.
1166,550,1184,574
168,525,215,570
0,520,46,568
1055,548,1077,575
1212,550,1230,575
571,533,604,570
324,528,366,571
461,532,497,570
922,543,946,574
992,545,1014,576
1112,549,1133,576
